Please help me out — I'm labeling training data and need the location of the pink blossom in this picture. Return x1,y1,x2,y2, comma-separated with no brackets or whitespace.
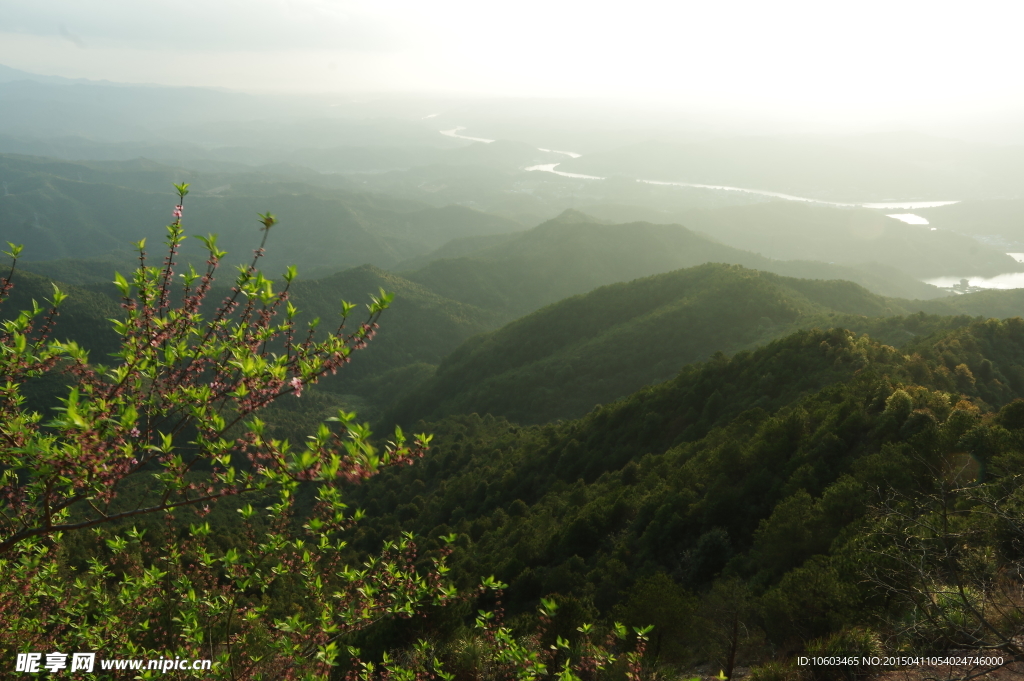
129,427,140,438
289,376,303,397
172,205,183,219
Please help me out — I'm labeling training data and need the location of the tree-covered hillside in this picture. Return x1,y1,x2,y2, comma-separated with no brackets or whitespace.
348,318,1024,665
388,260,1023,427
0,153,524,275
16,216,1019,430
401,211,945,322
389,264,915,425
283,265,502,414
7,175,1024,674
0,269,120,356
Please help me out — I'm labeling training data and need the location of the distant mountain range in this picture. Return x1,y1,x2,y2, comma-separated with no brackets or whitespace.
676,201,1022,279
0,153,525,274
399,209,949,311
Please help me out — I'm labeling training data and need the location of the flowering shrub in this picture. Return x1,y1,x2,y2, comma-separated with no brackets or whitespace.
0,185,649,680
0,184,454,678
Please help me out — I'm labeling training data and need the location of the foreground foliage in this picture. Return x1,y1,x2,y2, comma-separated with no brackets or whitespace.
0,187,451,678
0,186,653,680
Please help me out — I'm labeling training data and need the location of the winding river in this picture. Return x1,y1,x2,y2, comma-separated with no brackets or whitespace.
438,127,959,211
521,165,959,211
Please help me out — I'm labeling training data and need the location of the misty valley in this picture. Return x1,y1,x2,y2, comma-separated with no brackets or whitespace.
5,61,1024,681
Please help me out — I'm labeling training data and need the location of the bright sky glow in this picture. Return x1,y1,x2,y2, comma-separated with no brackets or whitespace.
2,0,1023,122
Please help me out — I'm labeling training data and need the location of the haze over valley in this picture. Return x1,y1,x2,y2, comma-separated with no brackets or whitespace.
5,2,1024,677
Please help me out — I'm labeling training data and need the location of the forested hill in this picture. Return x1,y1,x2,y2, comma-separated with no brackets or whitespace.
285,265,503,385
347,318,1024,658
0,269,122,415
0,269,120,356
387,263,974,426
0,153,524,275
401,210,943,316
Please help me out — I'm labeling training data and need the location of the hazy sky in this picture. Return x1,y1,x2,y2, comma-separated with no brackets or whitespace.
2,0,1023,122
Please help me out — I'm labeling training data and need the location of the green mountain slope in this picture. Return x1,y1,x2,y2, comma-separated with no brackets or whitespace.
0,269,120,355
401,211,945,322
286,265,502,385
917,287,1024,318
388,263,969,426
348,318,1024,657
0,269,122,415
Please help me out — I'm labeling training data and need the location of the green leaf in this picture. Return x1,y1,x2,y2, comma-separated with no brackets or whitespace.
258,211,277,230
113,271,130,296
49,284,67,307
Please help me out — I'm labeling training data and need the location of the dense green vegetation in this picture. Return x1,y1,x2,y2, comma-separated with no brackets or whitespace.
388,260,1024,427
388,264,926,425
0,269,120,354
19,189,1003,424
284,265,501,415
12,192,1024,430
347,318,1024,667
